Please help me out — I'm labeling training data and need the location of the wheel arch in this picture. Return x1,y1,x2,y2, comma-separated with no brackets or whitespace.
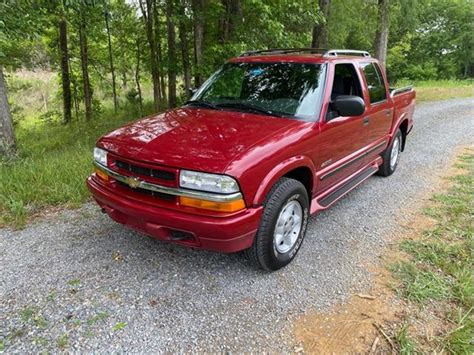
252,156,315,206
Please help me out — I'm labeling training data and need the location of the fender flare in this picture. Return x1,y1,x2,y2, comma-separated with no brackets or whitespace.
391,113,410,151
252,155,316,206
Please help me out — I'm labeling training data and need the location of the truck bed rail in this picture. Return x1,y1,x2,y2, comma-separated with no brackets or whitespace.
390,85,413,97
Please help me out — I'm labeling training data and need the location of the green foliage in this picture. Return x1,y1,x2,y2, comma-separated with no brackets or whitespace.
388,0,473,81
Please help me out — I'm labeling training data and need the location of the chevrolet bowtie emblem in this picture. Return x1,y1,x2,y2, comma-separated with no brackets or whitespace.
126,176,141,188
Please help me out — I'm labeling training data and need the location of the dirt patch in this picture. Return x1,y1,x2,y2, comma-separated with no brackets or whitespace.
292,146,472,354
293,266,401,353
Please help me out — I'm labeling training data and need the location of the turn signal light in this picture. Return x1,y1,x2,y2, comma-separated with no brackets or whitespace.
179,196,245,212
95,168,109,182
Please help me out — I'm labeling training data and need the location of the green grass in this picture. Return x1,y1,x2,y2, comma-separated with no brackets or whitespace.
396,79,473,103
112,322,127,331
0,104,154,228
395,322,418,355
390,152,473,353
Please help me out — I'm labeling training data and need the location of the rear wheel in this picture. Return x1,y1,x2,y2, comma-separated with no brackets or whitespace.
378,129,402,177
245,177,309,271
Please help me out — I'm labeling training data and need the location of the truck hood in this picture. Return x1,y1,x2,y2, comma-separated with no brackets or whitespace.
98,107,301,173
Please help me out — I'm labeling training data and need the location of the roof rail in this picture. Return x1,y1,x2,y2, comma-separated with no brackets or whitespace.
239,48,326,57
239,48,371,58
324,49,371,57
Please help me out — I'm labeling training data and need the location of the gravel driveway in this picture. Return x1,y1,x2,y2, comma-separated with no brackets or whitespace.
1,98,473,352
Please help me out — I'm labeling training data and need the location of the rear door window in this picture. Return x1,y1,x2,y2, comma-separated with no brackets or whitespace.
360,63,387,104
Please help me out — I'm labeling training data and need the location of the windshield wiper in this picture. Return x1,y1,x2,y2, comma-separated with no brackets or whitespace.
215,102,287,118
185,100,220,110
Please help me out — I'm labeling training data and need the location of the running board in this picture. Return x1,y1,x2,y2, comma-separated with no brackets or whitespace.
317,165,378,208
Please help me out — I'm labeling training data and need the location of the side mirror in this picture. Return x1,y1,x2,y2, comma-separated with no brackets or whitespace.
330,95,365,118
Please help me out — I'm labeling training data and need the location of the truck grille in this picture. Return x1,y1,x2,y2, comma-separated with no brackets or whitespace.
116,181,176,202
114,159,176,181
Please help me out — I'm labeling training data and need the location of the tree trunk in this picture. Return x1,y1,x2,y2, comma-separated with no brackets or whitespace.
79,17,93,120
135,38,143,116
140,0,162,111
192,0,204,86
374,0,390,67
70,59,80,120
178,0,191,97
219,0,242,43
166,0,177,108
58,18,72,124
104,4,118,112
311,0,330,48
153,1,167,104
0,66,16,157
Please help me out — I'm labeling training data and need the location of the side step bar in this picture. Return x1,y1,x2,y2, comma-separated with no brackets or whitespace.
318,165,378,208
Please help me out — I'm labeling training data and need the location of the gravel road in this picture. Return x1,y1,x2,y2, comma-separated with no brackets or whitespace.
1,98,473,352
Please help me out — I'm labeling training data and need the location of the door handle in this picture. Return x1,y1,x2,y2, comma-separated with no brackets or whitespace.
363,117,369,126
385,109,392,116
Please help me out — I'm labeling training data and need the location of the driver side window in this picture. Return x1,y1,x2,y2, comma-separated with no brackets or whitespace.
327,63,363,119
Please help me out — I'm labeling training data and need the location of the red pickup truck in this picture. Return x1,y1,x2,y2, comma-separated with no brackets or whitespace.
87,48,415,271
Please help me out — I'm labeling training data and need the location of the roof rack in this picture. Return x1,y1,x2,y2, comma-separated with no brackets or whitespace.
239,48,371,58
325,49,371,57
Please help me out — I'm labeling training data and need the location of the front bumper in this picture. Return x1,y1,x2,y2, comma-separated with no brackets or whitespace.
87,176,262,253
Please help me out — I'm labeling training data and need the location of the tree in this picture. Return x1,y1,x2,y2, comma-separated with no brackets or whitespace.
140,0,162,111
78,12,93,120
166,0,177,107
374,0,390,67
135,37,144,116
178,0,192,97
153,0,167,104
219,0,242,43
0,67,16,157
58,16,72,124
192,0,204,86
104,2,118,112
312,0,330,48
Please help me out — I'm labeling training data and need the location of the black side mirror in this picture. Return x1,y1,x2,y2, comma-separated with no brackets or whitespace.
330,95,365,118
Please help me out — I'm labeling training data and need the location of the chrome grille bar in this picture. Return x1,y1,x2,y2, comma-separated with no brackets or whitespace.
94,162,243,203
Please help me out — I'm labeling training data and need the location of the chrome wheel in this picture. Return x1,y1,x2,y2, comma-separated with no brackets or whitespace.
390,136,401,170
273,200,303,254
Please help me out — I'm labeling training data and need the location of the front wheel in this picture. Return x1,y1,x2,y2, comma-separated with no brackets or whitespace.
245,177,309,271
377,129,402,177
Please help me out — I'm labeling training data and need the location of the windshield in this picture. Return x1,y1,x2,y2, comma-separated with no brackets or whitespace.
191,62,326,121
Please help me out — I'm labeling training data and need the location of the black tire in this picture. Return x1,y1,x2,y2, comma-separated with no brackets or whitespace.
377,129,402,177
245,177,309,271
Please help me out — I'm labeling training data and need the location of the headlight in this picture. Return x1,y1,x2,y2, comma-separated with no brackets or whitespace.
93,147,108,166
179,170,239,194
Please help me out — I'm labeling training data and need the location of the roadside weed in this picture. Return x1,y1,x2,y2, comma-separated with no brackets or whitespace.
112,322,127,331
394,322,417,355
56,334,68,349
87,311,109,326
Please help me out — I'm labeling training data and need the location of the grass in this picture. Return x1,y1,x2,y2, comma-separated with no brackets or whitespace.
0,104,154,228
395,322,418,355
389,152,473,353
396,79,473,103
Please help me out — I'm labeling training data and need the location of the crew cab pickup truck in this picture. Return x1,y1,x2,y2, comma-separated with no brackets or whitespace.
87,48,415,271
